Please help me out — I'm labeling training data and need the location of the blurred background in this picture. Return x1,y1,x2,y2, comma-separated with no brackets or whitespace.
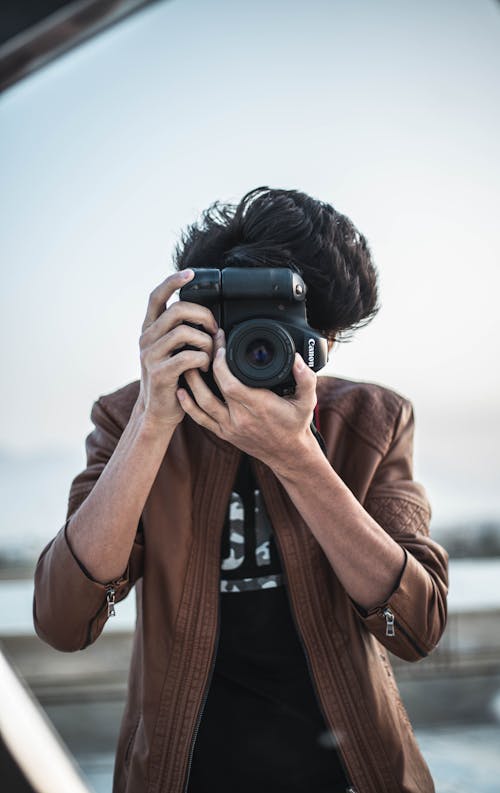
1,0,499,791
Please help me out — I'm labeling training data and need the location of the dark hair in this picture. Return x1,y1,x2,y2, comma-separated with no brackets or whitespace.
174,186,379,341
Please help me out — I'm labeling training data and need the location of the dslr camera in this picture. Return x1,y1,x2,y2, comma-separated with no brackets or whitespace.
179,267,328,396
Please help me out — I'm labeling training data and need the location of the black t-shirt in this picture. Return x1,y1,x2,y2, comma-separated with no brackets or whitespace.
187,455,348,793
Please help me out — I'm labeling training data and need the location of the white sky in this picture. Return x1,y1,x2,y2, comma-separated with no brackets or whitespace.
1,0,499,525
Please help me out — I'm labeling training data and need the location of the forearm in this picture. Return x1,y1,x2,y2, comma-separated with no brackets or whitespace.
66,399,176,584
273,430,405,611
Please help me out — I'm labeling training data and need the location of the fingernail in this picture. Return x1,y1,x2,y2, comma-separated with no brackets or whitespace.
177,389,186,401
181,269,194,280
217,347,226,359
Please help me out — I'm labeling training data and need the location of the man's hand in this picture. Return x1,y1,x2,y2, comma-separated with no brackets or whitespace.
176,330,318,472
138,270,219,433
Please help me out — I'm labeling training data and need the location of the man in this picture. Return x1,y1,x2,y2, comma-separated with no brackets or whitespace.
33,187,448,793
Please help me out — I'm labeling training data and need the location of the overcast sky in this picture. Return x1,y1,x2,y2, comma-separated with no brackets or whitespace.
1,0,499,526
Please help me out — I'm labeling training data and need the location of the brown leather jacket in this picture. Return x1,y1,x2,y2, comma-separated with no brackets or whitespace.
33,375,448,793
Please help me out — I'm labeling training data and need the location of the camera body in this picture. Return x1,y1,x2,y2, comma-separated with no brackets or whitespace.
179,267,328,396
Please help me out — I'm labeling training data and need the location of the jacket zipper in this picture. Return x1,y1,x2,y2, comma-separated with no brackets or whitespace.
182,591,221,793
379,607,427,658
272,533,356,793
106,586,117,617
84,578,125,647
382,607,395,636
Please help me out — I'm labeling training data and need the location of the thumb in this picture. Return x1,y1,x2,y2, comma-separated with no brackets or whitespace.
292,353,317,403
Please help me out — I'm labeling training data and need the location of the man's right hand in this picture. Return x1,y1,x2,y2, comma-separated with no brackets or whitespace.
138,269,218,432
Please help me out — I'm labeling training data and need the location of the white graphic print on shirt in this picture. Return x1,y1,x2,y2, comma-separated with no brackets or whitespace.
220,489,283,593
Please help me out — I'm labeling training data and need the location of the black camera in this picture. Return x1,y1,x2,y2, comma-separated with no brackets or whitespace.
179,267,328,396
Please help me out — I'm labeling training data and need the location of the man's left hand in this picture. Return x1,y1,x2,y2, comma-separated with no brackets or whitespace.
176,330,318,471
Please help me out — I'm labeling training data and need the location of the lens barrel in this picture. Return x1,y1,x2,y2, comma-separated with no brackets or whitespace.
227,319,295,388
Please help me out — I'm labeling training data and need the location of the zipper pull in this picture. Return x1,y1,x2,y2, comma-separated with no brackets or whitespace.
106,587,116,617
382,607,395,637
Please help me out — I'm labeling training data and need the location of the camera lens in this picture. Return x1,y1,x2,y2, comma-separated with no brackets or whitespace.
227,320,295,389
245,339,275,368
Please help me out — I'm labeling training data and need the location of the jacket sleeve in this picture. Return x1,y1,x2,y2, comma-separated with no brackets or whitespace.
354,398,449,662
33,397,144,652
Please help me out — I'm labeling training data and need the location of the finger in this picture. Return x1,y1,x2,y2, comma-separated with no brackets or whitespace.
144,325,214,369
177,387,221,436
158,349,211,379
212,346,261,412
143,270,194,330
184,369,228,422
213,328,226,356
142,301,218,345
290,353,318,409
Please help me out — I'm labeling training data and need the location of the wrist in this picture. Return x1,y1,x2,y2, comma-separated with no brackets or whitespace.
269,426,323,481
131,397,180,443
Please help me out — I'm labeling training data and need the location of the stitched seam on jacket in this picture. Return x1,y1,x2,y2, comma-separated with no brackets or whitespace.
147,445,237,793
145,527,199,789
168,449,234,792
365,489,431,510
267,480,396,792
320,403,399,456
302,550,399,790
364,496,430,536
